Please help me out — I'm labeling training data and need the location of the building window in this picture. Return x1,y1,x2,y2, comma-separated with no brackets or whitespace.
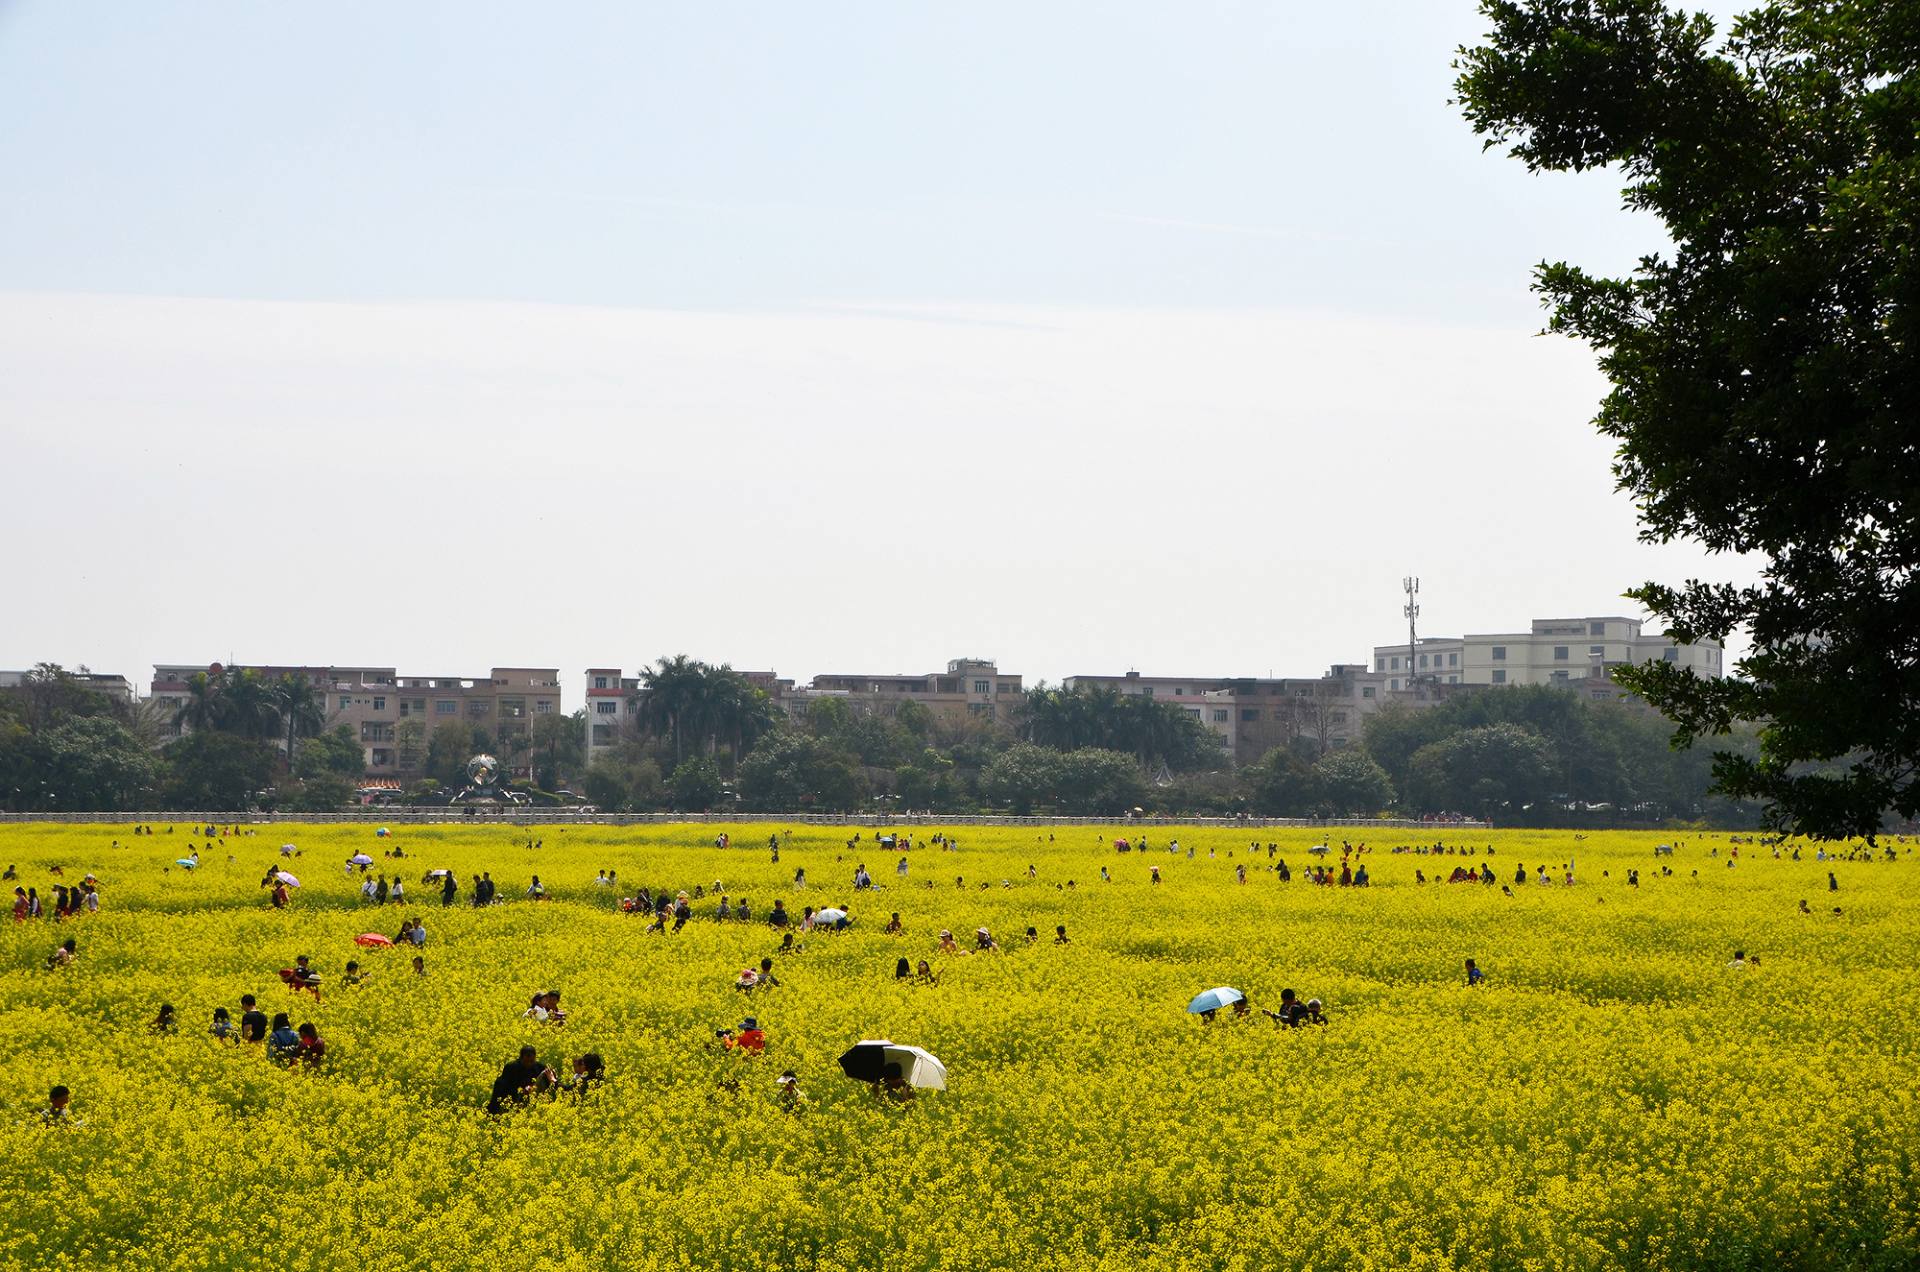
1449,653,1458,667
1551,670,1569,684
371,749,393,767
1212,709,1229,722
1375,658,1386,672
1491,669,1507,684
499,698,526,718
436,700,457,715
1554,646,1569,660
1389,656,1400,670
1330,711,1348,724
1184,707,1201,717
1590,621,1606,636
1389,679,1399,691
1448,675,1458,684
591,724,613,745
1240,709,1260,722
972,680,990,695
1418,654,1428,668
372,697,386,711
1662,647,1679,662
468,701,489,717
1361,687,1375,699
536,700,553,714
595,701,617,715
339,695,351,710
967,702,992,715
1590,645,1604,655
361,723,394,742
593,676,609,690
1491,647,1506,661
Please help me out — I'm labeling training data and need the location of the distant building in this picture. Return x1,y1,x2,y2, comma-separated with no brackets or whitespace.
583,668,642,766
0,669,133,702
149,663,561,779
1369,615,1724,699
1062,666,1389,764
805,659,1022,725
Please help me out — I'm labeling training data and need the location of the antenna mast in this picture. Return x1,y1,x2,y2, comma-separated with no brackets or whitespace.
1403,576,1420,693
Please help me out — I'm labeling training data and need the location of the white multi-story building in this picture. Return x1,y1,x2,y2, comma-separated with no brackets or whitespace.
583,668,642,767
1370,616,1723,698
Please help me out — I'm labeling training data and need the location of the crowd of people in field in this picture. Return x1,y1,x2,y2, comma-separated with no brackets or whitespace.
21,823,1910,1126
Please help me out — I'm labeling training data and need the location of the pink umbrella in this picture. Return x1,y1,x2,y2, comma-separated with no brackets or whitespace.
354,933,393,948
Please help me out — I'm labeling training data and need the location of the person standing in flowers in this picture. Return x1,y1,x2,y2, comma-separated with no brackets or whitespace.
267,1013,300,1064
1465,958,1485,986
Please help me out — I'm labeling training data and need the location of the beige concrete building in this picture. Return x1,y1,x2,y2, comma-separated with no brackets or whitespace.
1062,666,1388,764
805,658,1022,725
1,669,134,702
1370,615,1724,697
150,663,560,779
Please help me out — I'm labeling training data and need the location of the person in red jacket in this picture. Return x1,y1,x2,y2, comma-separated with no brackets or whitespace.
729,1017,766,1054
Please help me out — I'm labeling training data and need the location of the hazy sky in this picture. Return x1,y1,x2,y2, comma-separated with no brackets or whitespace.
0,0,1754,702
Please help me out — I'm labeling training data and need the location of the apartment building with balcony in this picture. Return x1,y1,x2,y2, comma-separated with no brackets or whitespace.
583,668,642,766
150,663,560,779
1369,616,1723,699
1061,666,1388,764
805,659,1022,724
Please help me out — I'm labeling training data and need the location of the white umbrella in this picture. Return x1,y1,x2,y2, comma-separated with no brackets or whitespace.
839,1040,948,1089
349,854,374,866
1308,843,1331,855
813,907,848,924
281,843,298,852
275,871,301,887
1186,986,1245,1014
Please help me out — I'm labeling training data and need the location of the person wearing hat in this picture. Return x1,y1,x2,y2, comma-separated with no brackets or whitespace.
776,1069,805,1113
735,967,761,992
730,1018,766,1054
1304,999,1328,1026
937,930,963,955
974,928,1000,952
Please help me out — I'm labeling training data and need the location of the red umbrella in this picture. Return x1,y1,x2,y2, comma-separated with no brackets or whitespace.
354,933,394,948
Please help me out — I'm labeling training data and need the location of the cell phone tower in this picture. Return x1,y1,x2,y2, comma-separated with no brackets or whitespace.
1403,576,1420,691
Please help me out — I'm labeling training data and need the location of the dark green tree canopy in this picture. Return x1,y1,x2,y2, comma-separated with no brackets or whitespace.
1457,0,1920,837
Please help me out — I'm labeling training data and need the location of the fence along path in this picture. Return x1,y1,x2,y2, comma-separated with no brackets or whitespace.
0,810,1483,830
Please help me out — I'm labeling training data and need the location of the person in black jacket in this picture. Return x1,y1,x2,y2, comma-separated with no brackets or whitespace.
487,1046,552,1114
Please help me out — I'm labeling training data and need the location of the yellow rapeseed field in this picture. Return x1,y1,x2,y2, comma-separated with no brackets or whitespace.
1,821,1915,1271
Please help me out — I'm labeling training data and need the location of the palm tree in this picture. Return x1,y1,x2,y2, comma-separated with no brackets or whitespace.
640,655,710,763
222,669,281,741
271,673,326,764
172,671,223,735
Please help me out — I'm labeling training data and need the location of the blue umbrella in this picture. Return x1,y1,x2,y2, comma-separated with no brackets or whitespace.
174,858,198,869
1186,986,1244,1014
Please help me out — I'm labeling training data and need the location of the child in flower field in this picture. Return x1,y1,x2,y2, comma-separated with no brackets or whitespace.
292,1023,325,1068
209,1007,235,1041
